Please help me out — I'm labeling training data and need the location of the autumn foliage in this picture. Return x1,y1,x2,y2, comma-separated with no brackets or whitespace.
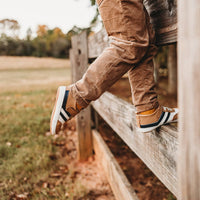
0,19,90,58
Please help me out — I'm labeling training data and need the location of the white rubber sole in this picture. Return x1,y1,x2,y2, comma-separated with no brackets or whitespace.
138,119,178,133
138,108,178,133
50,86,66,135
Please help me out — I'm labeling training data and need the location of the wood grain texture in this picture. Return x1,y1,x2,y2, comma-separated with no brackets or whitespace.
92,92,178,196
70,31,93,161
69,49,76,83
178,0,200,199
144,0,177,45
168,44,177,95
93,130,139,200
88,28,109,59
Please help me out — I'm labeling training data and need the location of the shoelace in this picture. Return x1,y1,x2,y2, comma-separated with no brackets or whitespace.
163,106,174,112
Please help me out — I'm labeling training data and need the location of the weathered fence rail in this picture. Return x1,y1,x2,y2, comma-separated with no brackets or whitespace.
87,1,178,195
93,129,139,200
144,0,177,45
92,92,178,196
71,30,178,199
70,0,200,199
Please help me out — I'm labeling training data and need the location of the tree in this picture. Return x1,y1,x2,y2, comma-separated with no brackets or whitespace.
0,19,20,38
26,28,32,41
89,0,99,25
36,25,48,37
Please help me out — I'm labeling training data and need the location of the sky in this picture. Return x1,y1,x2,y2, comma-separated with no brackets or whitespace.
0,0,97,38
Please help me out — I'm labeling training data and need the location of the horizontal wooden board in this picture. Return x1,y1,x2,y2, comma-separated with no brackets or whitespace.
92,92,178,197
144,0,177,45
93,130,139,200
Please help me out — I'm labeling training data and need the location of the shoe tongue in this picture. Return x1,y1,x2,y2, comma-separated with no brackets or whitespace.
163,107,174,112
65,91,84,112
65,91,76,109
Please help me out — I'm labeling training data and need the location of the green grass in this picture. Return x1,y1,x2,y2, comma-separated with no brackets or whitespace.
0,66,86,199
0,88,52,198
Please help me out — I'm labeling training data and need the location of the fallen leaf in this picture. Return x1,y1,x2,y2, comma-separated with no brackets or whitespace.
42,182,48,188
45,132,51,136
145,181,152,187
55,179,62,186
23,103,35,108
50,173,62,178
53,141,66,146
16,193,28,199
14,94,22,98
6,142,12,147
65,192,69,197
71,126,75,131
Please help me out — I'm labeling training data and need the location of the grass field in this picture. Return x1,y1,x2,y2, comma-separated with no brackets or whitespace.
0,56,86,199
0,56,71,92
0,56,71,70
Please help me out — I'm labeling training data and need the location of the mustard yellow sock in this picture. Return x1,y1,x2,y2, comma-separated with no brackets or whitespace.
139,108,156,115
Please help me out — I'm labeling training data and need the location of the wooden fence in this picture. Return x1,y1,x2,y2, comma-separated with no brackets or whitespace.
70,0,200,199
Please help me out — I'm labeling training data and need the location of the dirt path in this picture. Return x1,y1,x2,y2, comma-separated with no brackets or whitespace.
50,119,115,200
98,120,176,200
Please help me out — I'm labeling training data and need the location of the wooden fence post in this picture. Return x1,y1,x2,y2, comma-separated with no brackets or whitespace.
153,58,159,84
178,1,200,199
168,44,177,95
70,31,93,161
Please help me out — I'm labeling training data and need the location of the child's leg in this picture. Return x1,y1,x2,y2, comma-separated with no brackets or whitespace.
128,7,159,113
132,55,178,133
128,47,159,113
128,9,178,132
50,0,178,134
70,0,151,108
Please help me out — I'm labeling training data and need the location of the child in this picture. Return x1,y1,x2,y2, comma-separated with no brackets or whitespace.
50,0,178,135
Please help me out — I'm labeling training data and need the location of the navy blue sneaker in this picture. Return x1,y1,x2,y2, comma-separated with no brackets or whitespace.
50,86,84,134
136,106,178,133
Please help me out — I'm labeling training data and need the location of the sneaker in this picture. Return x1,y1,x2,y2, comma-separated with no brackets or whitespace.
136,106,178,133
50,86,84,135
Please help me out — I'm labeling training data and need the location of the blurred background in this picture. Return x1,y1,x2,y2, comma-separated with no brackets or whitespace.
0,0,100,58
0,0,177,199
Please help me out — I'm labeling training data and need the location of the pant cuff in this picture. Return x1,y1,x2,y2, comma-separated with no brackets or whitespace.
70,84,90,108
135,101,159,114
